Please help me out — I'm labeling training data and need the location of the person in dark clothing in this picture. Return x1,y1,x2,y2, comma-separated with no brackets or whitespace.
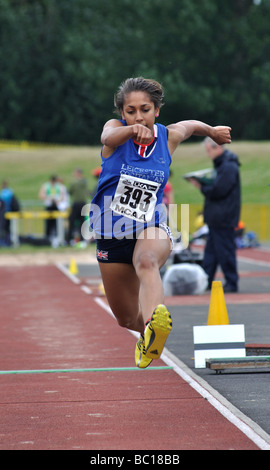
189,137,241,293
0,180,21,245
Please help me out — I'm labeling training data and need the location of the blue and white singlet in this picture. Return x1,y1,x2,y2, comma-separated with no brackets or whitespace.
90,121,172,239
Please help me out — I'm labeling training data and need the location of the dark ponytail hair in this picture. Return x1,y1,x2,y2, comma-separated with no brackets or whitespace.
114,77,165,113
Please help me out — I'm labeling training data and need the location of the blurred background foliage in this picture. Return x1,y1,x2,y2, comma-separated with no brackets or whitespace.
0,0,270,144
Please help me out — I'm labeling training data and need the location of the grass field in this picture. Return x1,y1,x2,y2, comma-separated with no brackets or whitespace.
1,140,269,205
0,144,101,205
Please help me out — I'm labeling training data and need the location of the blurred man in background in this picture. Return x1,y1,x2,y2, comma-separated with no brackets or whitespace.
189,137,241,293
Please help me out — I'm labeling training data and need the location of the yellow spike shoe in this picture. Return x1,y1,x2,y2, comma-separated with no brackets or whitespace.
135,335,153,369
144,304,172,359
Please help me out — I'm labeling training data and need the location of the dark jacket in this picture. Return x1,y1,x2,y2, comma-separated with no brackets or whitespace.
201,149,241,228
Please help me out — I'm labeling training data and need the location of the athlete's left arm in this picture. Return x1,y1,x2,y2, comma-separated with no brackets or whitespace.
167,120,231,155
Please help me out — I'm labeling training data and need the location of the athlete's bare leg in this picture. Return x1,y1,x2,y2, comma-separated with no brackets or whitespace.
98,262,145,334
132,226,171,324
98,227,171,335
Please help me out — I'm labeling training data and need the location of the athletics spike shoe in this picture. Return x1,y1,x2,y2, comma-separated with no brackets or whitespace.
144,304,172,359
135,335,153,369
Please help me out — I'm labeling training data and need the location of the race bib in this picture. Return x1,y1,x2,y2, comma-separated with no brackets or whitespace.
110,174,160,223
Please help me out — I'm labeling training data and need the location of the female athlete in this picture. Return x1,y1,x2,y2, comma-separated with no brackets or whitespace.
90,77,231,368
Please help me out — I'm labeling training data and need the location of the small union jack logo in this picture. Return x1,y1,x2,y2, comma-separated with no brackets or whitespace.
97,249,108,260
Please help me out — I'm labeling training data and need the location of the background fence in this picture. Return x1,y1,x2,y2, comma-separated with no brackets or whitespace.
5,203,270,248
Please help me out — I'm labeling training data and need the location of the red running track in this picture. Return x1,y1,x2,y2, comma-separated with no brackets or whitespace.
0,264,264,450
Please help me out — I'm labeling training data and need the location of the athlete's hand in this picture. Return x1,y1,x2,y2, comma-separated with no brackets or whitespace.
211,126,232,145
132,124,153,144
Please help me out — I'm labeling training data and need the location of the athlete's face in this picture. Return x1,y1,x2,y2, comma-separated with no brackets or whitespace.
122,91,158,130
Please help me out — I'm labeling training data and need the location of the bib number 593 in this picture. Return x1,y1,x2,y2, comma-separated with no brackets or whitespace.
120,186,152,212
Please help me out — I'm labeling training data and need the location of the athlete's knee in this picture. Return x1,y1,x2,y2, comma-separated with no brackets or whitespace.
110,305,137,329
134,251,158,274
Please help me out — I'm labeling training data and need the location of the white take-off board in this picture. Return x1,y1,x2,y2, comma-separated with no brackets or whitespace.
193,324,246,368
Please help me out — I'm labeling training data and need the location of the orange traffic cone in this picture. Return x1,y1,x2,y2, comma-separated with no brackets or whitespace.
207,281,229,325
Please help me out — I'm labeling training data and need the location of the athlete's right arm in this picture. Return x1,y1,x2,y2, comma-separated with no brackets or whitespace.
101,119,152,158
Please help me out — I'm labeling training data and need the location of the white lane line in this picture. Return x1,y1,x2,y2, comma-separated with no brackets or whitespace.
56,262,81,284
80,285,92,295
